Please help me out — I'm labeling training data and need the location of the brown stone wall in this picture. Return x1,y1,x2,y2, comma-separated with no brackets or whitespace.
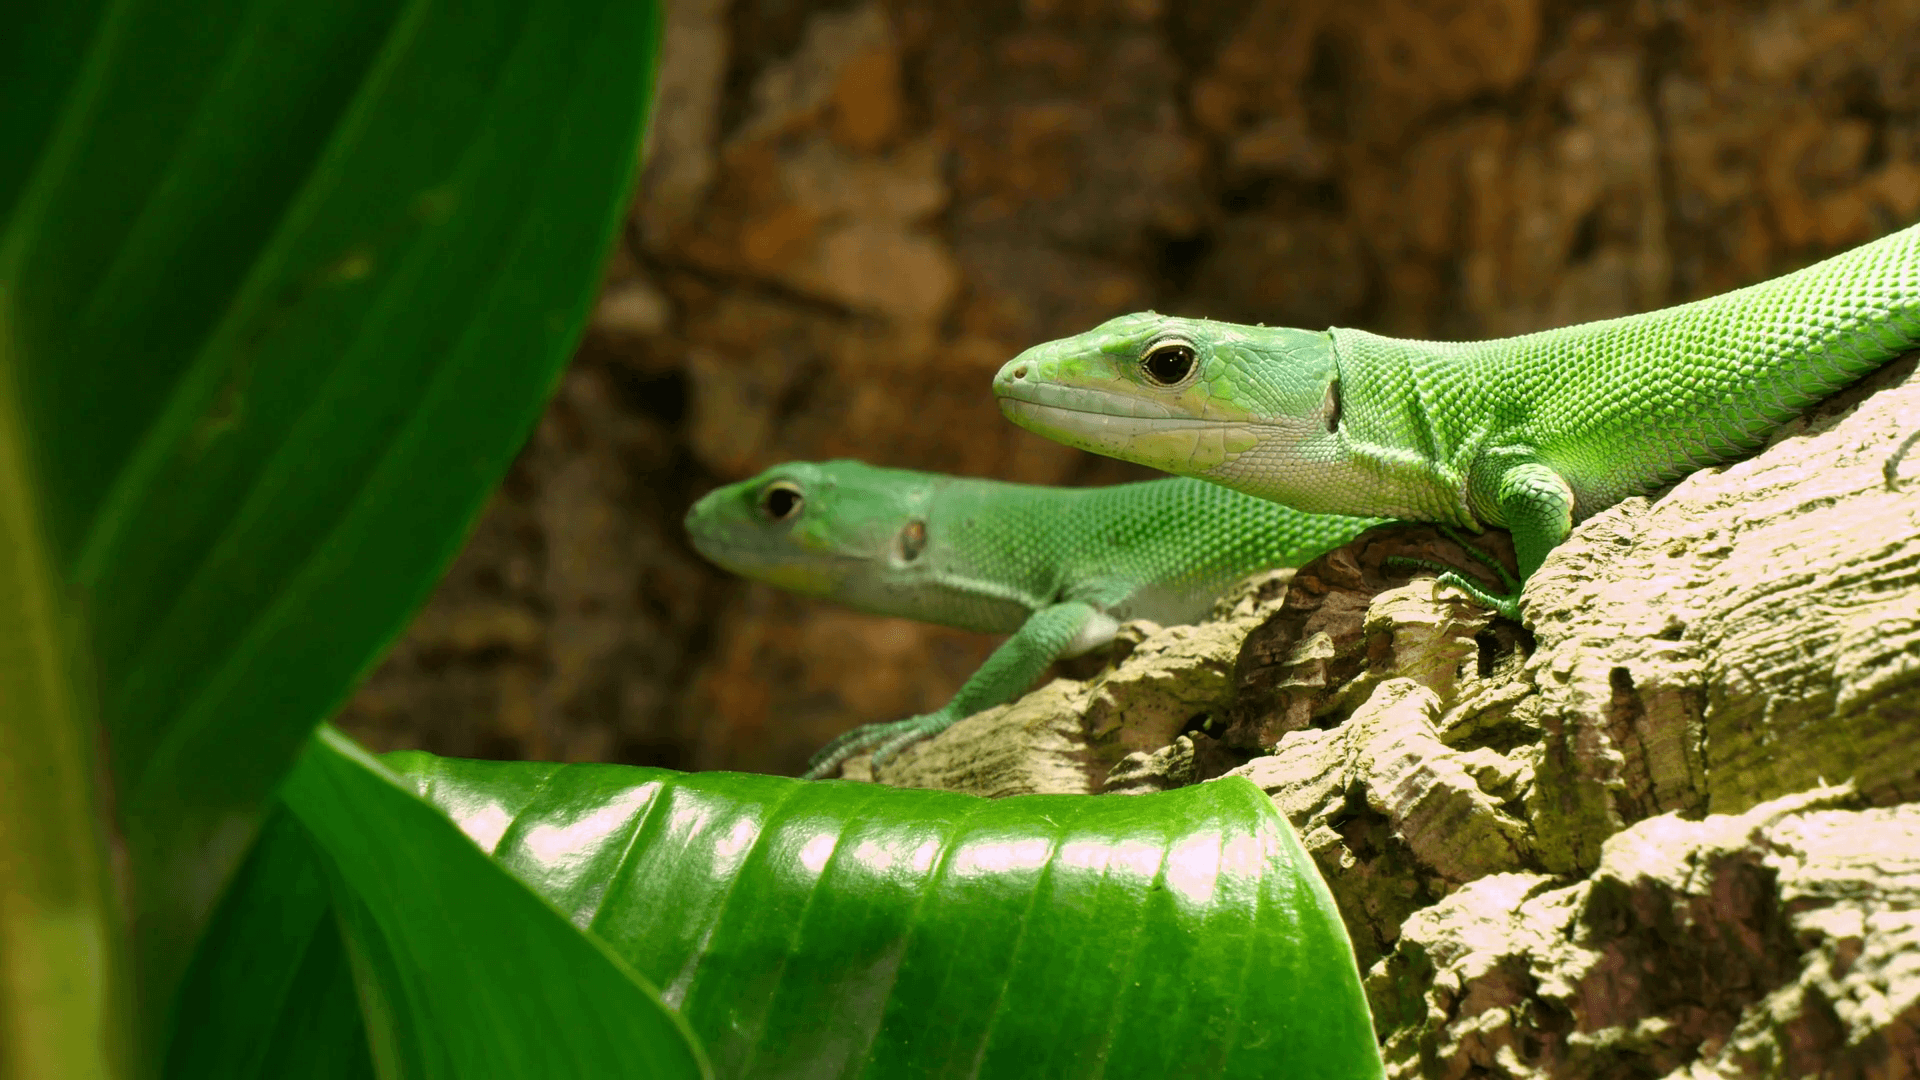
336,0,1920,776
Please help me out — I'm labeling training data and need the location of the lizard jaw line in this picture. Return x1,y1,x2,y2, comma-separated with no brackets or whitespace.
998,397,1268,476
994,378,1203,421
689,544,873,576
997,396,1237,436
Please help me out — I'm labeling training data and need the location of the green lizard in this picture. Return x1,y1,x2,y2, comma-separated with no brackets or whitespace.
992,222,1920,619
685,460,1384,778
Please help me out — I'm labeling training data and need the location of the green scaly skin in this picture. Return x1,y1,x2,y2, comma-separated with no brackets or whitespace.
992,223,1920,620
685,460,1384,778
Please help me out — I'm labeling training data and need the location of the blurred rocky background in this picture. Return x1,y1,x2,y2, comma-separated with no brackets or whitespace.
335,0,1920,776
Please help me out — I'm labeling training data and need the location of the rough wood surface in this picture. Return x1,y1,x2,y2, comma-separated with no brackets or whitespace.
1367,788,1920,1079
851,570,1301,794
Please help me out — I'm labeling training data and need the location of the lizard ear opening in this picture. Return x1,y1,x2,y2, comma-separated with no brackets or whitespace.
895,520,927,562
1323,377,1341,434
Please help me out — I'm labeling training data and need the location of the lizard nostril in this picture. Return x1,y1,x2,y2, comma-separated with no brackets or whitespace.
1012,365,1027,379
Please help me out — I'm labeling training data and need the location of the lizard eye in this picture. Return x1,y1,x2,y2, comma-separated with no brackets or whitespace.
1141,343,1197,386
760,481,804,522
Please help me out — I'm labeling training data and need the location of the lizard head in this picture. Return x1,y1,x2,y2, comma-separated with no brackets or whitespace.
991,312,1342,504
684,460,938,603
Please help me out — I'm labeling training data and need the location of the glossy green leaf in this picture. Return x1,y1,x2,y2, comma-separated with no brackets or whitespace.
0,0,664,1039
170,729,708,1080
386,752,1386,1080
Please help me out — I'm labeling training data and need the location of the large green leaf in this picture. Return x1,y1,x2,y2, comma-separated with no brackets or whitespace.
386,752,1386,1079
169,729,707,1080
0,0,664,1043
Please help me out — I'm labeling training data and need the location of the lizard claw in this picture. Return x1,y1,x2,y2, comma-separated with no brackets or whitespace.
1383,526,1525,621
1432,525,1522,592
801,712,955,780
1429,570,1523,622
1383,556,1524,621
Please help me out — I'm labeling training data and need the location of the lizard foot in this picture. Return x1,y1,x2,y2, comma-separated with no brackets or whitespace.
1385,527,1524,622
801,712,955,780
1433,524,1522,592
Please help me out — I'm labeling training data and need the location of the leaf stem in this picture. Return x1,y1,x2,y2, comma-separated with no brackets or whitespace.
0,312,131,1080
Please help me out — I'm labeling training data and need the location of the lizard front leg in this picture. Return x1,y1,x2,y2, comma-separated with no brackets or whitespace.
1388,462,1573,622
802,600,1101,780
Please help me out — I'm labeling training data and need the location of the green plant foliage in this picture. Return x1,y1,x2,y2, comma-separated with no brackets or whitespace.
162,800,371,1080
0,320,128,1080
169,729,707,1080
385,752,1387,1080
0,0,665,1048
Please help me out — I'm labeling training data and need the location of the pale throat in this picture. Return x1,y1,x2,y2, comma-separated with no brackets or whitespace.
1203,428,1478,526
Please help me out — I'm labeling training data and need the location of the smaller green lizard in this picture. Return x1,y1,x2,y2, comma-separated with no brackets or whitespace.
685,460,1384,778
